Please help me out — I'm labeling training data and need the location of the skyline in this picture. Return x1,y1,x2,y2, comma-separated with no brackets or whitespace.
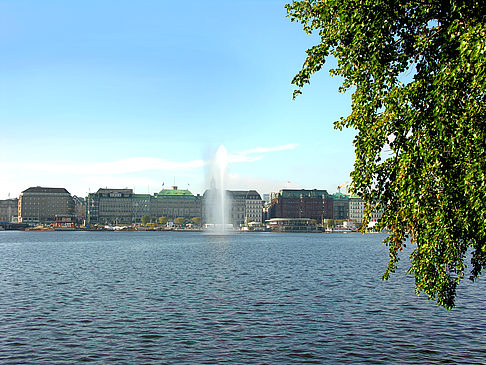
1,0,356,199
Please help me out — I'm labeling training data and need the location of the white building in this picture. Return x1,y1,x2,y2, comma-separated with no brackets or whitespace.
349,195,383,227
244,190,263,224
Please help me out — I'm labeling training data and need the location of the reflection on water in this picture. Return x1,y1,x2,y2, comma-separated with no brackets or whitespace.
0,231,485,364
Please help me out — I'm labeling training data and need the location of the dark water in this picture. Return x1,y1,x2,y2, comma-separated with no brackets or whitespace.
1,231,485,364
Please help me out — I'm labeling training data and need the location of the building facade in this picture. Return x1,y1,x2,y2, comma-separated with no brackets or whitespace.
151,186,202,221
244,190,263,224
269,189,333,222
266,218,318,232
132,194,151,223
18,187,74,224
73,196,86,224
202,189,263,228
349,195,365,224
348,195,383,227
0,198,18,222
87,188,134,225
331,193,349,220
228,191,247,227
86,186,202,225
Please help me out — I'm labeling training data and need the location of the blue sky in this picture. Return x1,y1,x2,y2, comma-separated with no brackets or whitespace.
0,0,355,199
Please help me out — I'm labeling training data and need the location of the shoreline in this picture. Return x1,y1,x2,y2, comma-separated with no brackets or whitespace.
3,227,364,234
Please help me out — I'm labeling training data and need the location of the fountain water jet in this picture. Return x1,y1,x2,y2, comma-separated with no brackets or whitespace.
204,145,232,234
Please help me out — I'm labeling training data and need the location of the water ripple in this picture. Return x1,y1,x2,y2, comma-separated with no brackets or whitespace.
0,231,485,364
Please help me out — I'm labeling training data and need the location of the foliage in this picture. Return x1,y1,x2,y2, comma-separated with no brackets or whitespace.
286,0,486,308
174,217,185,226
191,217,201,225
158,216,168,225
141,215,151,225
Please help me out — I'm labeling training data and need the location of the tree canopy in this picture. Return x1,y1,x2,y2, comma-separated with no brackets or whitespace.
158,216,168,225
141,215,151,225
174,217,185,226
286,0,486,308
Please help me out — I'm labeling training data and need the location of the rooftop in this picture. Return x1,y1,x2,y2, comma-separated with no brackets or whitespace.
156,186,197,199
332,192,349,200
133,194,151,199
96,188,133,194
278,189,330,199
21,186,71,195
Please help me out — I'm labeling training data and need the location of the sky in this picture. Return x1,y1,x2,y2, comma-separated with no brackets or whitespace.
0,0,356,199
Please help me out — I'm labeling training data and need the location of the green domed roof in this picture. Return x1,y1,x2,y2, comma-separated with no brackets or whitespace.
156,186,196,199
332,192,349,200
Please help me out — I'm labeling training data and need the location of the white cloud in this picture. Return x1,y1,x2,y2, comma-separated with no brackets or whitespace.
5,144,297,178
17,157,205,176
0,143,300,198
226,143,299,164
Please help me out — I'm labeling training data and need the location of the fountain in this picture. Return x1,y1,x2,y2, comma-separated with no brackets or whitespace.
204,145,232,234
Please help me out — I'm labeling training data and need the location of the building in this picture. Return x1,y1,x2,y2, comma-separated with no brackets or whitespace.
202,189,263,228
86,186,202,225
0,198,18,222
202,189,228,227
349,195,365,224
87,188,133,225
244,190,263,224
269,189,333,222
18,187,74,224
348,195,383,228
262,201,271,222
53,215,76,229
266,218,318,232
73,196,86,225
151,186,202,221
331,193,349,220
228,191,248,227
132,194,151,224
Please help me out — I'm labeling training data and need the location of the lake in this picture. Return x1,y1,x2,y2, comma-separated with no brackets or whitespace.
0,231,485,364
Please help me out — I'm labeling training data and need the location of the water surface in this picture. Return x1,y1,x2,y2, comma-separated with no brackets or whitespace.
1,231,485,363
